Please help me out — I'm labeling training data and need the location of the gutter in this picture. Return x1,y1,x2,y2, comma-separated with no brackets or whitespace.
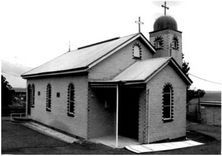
21,67,88,79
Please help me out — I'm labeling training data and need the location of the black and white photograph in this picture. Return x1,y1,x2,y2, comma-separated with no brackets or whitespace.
1,0,221,154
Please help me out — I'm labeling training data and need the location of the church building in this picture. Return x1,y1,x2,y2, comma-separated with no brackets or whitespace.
22,3,192,147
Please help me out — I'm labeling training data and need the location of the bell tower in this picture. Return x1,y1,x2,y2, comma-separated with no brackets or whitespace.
149,1,183,66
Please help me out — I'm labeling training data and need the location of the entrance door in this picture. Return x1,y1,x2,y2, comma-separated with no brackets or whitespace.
119,88,140,139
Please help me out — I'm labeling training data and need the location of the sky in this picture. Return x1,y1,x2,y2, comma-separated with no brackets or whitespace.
0,0,222,91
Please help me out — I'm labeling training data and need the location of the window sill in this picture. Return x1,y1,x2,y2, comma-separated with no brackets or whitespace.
163,118,173,123
133,56,141,59
172,47,179,50
67,113,74,117
46,108,51,112
155,48,163,50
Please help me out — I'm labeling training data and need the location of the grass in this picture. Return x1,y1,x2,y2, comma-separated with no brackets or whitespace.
1,119,221,154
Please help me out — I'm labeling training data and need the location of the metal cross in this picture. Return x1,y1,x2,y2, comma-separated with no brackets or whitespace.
135,17,144,33
161,1,169,16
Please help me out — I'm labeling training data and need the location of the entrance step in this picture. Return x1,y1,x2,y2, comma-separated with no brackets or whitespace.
125,140,204,153
90,135,140,148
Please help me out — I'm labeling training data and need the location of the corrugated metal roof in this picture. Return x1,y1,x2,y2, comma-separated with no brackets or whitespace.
113,57,170,82
190,91,221,106
22,33,138,76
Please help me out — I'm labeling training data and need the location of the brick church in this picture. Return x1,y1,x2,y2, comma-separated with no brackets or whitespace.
22,3,192,147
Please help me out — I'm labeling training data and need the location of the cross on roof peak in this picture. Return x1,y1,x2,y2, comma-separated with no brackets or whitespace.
161,1,169,16
135,17,144,33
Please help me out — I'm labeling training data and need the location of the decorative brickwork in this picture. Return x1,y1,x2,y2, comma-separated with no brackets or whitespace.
27,84,32,114
31,84,35,108
138,89,147,143
171,36,179,50
162,83,174,122
67,83,75,117
46,84,51,112
132,42,142,59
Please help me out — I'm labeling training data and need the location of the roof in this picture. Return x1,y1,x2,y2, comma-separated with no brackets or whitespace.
14,88,26,93
22,33,155,78
201,91,221,106
112,57,192,85
154,16,178,31
113,57,170,82
189,91,221,106
201,91,221,102
200,102,221,107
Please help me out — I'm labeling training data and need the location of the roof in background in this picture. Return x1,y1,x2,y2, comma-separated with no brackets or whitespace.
112,57,192,85
201,91,221,102
14,88,26,93
22,33,155,78
189,91,221,106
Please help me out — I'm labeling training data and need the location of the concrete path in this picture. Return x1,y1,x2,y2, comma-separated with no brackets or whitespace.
23,122,78,143
187,122,221,141
125,140,203,153
90,135,140,148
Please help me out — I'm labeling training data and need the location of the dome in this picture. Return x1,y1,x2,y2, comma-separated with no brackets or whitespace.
154,16,177,31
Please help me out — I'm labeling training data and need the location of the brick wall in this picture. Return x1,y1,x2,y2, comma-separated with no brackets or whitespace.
145,65,187,143
89,39,153,80
27,74,89,139
87,87,116,139
150,30,183,66
138,88,147,143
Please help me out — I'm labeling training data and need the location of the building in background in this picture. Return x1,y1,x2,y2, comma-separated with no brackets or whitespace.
187,91,221,126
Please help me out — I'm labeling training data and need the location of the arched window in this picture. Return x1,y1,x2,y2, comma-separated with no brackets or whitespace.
46,84,51,111
154,36,163,50
67,83,75,117
31,84,35,107
132,43,142,59
27,84,32,115
162,83,174,121
171,36,179,50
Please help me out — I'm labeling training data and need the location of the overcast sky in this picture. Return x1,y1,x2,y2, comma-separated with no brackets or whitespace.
1,0,222,91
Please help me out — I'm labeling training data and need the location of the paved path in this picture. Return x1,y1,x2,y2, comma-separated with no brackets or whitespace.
187,122,221,141
23,122,78,143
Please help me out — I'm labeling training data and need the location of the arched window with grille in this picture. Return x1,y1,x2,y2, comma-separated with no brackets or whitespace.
154,36,163,50
46,84,51,112
67,83,75,117
162,83,174,122
31,84,35,107
171,36,179,50
27,84,32,115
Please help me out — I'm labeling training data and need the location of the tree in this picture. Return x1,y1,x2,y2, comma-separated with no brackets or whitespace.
181,56,205,102
1,75,15,116
182,61,190,76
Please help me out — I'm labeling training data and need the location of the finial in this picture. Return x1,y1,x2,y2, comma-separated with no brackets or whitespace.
68,40,71,52
135,16,144,33
161,1,169,16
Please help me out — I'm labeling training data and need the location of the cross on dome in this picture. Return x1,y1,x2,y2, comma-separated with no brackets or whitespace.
161,1,169,16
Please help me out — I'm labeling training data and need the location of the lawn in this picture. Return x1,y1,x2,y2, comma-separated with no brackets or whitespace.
1,119,221,154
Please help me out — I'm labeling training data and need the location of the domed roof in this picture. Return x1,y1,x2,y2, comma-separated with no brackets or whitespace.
154,16,177,31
